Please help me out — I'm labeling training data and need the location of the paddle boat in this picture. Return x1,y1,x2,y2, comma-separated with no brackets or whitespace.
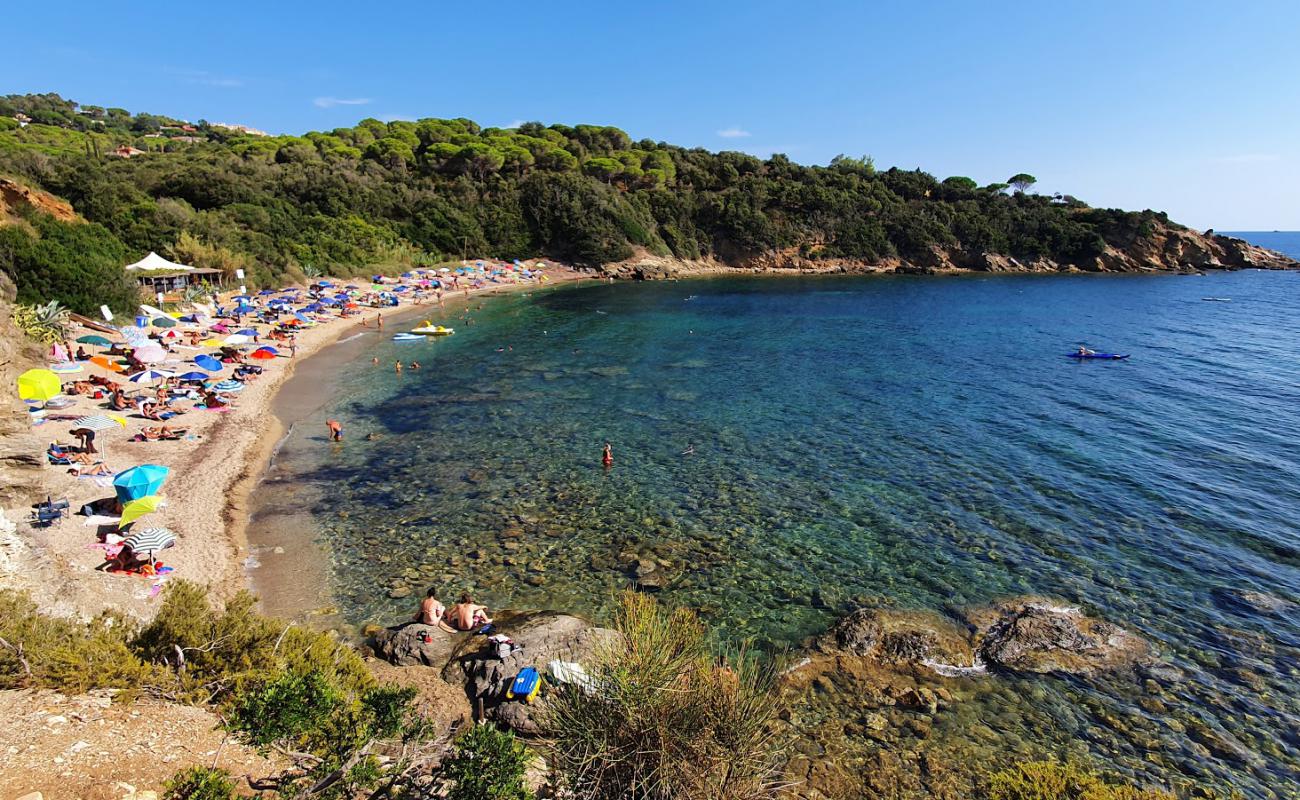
410,321,455,336
1066,352,1129,360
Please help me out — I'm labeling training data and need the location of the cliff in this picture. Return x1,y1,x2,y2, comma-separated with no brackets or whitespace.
0,274,46,507
598,221,1298,280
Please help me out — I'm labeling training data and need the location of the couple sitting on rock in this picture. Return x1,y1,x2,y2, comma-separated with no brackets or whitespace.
416,588,492,633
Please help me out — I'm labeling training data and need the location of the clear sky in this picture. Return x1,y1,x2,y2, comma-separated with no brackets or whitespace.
8,1,1299,229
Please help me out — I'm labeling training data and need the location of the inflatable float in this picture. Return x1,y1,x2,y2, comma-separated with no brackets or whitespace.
1066,353,1129,360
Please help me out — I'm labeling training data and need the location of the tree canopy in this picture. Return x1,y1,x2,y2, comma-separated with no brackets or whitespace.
0,93,1179,304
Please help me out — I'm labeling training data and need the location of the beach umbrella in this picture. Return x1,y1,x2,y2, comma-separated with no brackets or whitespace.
249,349,276,360
176,371,209,381
223,334,252,346
113,464,170,503
236,328,257,336
134,345,167,364
76,334,112,348
121,527,176,561
118,495,164,529
151,317,177,328
17,368,61,402
234,304,256,314
128,369,173,383
178,314,200,323
90,355,125,373
259,289,277,295
71,414,126,432
232,295,252,302
194,354,223,371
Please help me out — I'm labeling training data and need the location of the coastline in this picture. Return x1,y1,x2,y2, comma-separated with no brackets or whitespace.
239,274,591,625
1,267,589,623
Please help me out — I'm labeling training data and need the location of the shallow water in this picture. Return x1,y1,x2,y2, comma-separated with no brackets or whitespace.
253,271,1300,796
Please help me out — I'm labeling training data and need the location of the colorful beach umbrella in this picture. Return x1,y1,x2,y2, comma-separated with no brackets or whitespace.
128,369,173,383
223,334,252,346
121,527,176,560
119,495,164,529
134,345,167,364
151,317,177,328
176,371,209,381
90,355,125,373
17,369,61,401
113,464,170,503
249,349,276,360
71,414,127,431
236,328,257,336
76,334,112,347
194,354,223,371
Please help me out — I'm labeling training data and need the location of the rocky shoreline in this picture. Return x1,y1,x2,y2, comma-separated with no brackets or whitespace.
365,595,1174,799
593,224,1298,281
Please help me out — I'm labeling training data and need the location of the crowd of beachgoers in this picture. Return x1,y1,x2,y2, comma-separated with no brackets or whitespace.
6,259,577,621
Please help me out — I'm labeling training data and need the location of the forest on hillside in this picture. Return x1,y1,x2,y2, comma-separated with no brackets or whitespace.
0,92,1174,313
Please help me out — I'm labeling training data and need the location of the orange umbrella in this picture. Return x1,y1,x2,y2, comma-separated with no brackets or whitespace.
90,356,125,373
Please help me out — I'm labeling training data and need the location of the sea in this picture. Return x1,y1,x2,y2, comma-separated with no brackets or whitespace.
250,236,1300,797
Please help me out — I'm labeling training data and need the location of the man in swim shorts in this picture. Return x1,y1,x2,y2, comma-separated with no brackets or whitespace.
326,419,343,441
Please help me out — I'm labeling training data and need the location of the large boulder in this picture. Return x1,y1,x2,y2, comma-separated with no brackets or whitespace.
371,623,461,668
971,601,1150,675
0,278,46,507
444,611,619,735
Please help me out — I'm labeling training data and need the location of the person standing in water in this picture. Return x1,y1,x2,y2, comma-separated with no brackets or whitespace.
395,360,403,375
326,419,343,442
602,442,613,469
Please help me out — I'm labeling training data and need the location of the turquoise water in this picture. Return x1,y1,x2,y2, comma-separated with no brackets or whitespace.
260,270,1300,795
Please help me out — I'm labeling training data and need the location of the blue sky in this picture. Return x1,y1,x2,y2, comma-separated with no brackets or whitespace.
9,1,1299,229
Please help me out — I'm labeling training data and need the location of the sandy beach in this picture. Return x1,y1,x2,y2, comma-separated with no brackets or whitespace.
1,265,587,623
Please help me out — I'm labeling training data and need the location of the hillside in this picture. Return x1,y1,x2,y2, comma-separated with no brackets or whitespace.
0,92,1294,313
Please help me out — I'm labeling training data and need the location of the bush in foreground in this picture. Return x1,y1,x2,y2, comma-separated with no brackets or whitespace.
443,723,534,800
544,591,783,800
162,765,236,800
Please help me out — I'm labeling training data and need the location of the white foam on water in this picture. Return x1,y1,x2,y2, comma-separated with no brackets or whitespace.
337,332,367,344
923,657,988,677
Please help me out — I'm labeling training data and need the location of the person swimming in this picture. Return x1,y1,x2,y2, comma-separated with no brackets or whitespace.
1077,345,1095,356
602,441,614,468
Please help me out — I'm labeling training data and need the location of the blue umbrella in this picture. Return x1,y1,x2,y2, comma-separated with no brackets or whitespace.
234,304,255,314
232,295,252,302
176,371,209,381
237,328,257,336
194,354,223,371
254,345,278,355
113,464,170,503
259,289,277,295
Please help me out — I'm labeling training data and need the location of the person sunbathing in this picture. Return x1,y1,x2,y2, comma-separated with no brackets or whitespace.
67,457,112,476
444,593,493,631
109,390,130,412
138,425,185,441
203,391,230,408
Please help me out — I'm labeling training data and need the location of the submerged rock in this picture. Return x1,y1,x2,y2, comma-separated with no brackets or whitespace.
971,600,1151,675
1211,586,1294,616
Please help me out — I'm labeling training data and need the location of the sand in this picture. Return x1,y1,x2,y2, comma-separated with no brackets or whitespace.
2,266,587,622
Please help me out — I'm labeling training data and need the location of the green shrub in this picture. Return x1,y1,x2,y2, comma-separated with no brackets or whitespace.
984,761,1174,800
444,723,534,800
544,592,782,800
162,765,236,800
228,668,341,749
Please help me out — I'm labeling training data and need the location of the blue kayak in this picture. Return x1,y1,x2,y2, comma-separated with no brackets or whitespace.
1066,352,1129,360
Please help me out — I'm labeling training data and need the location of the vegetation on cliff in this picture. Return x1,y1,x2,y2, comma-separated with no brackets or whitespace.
0,92,1193,311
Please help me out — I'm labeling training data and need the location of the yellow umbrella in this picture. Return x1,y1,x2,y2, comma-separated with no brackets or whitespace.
119,495,164,529
201,338,225,347
17,368,61,401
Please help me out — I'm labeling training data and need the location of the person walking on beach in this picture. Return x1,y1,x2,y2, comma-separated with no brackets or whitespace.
376,313,383,329
326,419,343,442
602,441,614,469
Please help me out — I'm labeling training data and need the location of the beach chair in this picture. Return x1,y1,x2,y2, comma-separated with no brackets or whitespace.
47,446,73,465
32,496,69,527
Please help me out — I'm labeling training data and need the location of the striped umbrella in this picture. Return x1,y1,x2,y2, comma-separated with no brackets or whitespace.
121,527,176,560
128,369,173,383
71,414,127,431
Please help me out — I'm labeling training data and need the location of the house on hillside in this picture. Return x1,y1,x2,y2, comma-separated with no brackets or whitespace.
13,113,30,127
109,145,146,158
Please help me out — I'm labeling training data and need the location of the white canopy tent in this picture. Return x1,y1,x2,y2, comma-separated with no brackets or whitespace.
125,252,194,272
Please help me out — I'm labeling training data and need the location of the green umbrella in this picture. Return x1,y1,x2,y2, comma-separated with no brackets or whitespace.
151,317,177,328
77,335,112,347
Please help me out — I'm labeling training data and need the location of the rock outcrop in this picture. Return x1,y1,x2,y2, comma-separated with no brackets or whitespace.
443,612,618,735
968,600,1151,675
594,221,1297,280
0,177,76,222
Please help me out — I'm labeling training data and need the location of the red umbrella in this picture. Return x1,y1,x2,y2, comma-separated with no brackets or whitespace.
249,349,276,360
